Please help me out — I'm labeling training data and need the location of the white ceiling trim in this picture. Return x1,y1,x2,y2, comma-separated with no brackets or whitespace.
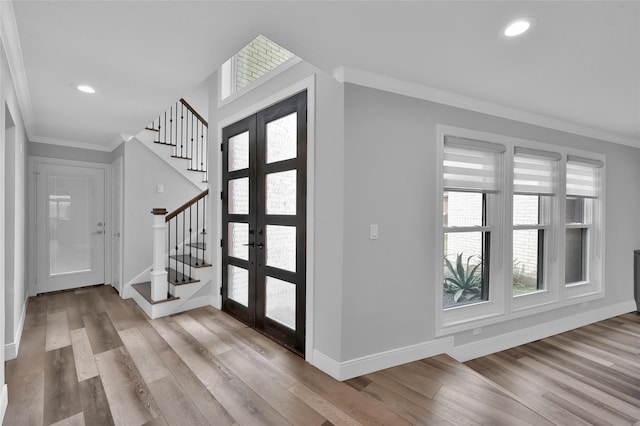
31,135,114,153
334,66,640,149
0,1,34,139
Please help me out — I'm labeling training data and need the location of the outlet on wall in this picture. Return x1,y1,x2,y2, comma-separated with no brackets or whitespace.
370,224,379,240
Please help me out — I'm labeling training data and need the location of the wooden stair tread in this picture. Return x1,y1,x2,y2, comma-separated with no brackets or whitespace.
166,268,200,285
154,141,177,146
169,254,211,268
131,282,179,304
171,155,192,160
145,127,160,132
186,242,206,250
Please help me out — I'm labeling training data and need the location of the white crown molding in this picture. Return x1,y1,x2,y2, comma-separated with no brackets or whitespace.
0,1,35,138
30,135,114,152
334,66,640,149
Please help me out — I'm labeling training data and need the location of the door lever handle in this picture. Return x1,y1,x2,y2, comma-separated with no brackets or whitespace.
257,243,264,249
242,242,255,247
93,230,104,234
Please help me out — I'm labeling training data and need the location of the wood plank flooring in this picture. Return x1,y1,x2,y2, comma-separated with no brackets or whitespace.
4,285,640,425
465,312,640,426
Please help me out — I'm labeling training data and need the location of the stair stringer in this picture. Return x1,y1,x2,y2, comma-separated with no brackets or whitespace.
135,130,207,190
130,266,214,320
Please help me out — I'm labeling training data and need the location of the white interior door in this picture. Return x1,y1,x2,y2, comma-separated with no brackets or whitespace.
36,163,105,293
111,157,122,293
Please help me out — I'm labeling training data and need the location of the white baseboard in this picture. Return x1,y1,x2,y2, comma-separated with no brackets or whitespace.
450,299,637,362
312,337,454,381
4,297,27,360
311,349,342,380
0,384,7,424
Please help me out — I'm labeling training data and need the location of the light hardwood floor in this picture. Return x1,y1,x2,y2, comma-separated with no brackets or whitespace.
3,285,639,425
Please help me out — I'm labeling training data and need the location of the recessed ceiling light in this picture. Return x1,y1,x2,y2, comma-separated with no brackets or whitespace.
76,84,96,94
503,17,537,37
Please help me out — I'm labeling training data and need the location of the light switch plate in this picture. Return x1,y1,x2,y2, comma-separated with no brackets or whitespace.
156,184,164,193
370,224,379,240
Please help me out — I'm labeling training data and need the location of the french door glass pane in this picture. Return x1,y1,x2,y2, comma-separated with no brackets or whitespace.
228,131,250,171
443,231,486,308
48,176,92,275
266,225,296,272
266,170,296,215
228,177,249,214
228,265,249,306
266,276,296,330
266,112,297,164
513,229,542,295
228,222,249,260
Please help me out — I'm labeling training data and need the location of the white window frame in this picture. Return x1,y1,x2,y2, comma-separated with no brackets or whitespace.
562,156,605,303
435,125,605,336
436,126,507,334
218,55,302,108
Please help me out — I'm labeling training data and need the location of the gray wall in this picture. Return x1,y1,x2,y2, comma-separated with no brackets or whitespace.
2,47,29,358
122,138,200,285
341,83,640,359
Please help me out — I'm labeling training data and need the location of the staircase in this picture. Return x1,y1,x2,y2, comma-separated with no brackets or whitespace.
130,189,212,319
129,98,213,319
137,98,209,189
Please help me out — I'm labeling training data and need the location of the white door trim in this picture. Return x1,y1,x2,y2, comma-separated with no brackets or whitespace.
111,156,123,296
28,156,112,296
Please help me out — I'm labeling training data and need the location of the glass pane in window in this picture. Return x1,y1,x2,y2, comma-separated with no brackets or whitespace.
228,178,249,215
266,276,296,330
266,225,296,272
513,195,540,226
48,176,92,276
443,192,483,227
228,131,249,172
266,170,296,215
513,229,543,295
566,228,586,284
234,35,295,92
443,231,487,308
566,197,585,224
228,222,249,260
227,265,249,306
267,112,297,164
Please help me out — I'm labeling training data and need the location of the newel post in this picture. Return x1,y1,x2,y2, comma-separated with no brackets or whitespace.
151,208,168,301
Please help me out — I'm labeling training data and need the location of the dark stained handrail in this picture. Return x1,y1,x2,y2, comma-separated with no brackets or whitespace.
179,98,208,127
165,189,209,222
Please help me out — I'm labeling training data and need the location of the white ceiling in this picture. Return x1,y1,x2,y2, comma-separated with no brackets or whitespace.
10,1,640,150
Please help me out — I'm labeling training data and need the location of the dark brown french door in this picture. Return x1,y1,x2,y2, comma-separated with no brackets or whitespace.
222,91,307,355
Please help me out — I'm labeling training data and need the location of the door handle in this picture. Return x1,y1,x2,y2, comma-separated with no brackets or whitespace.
93,230,103,234
242,242,255,247
257,243,264,249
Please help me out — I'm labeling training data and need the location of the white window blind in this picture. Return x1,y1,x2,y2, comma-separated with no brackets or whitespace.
513,147,561,195
566,155,603,198
443,136,505,193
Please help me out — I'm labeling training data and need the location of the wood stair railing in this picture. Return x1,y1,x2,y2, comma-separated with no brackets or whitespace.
148,188,210,302
147,98,208,182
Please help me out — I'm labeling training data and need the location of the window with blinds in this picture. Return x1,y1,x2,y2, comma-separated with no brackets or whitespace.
565,155,603,285
437,125,605,334
512,147,560,296
443,136,505,193
442,136,504,309
566,155,604,198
